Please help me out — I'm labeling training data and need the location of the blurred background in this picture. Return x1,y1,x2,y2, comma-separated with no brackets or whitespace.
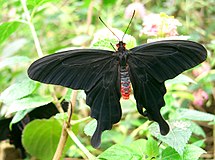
0,0,215,159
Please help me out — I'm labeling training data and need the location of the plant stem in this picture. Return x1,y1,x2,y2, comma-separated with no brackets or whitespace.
66,128,95,160
53,91,94,160
52,103,72,160
68,91,95,159
20,0,43,58
71,90,78,113
71,116,91,125
21,1,94,159
52,91,65,113
52,122,69,160
86,1,94,34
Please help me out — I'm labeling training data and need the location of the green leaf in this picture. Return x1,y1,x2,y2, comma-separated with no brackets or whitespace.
149,120,192,155
0,56,31,70
71,35,91,46
27,0,59,7
208,119,215,125
84,119,97,136
196,70,215,83
0,0,6,8
192,140,205,147
92,38,118,50
162,144,206,160
125,35,137,49
83,0,91,8
169,91,194,101
91,28,136,50
64,89,72,102
128,139,147,157
121,98,136,113
0,21,20,44
145,137,159,158
102,130,130,145
9,108,34,129
2,39,27,57
6,95,53,115
183,144,206,160
189,121,206,137
162,147,181,160
0,78,37,104
166,74,196,85
103,0,116,5
22,118,72,160
176,108,215,122
98,144,141,160
54,112,68,121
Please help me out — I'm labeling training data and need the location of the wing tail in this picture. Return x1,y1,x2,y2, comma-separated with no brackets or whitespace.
128,61,170,135
85,61,121,148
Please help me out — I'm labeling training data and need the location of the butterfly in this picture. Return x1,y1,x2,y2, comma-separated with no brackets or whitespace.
27,13,207,148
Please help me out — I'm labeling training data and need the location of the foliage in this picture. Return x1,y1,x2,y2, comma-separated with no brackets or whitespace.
0,0,215,159
22,118,72,160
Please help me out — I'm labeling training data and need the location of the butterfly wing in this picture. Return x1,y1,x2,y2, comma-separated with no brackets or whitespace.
128,40,207,135
127,63,169,135
28,49,121,148
85,61,121,148
130,40,207,82
28,49,116,91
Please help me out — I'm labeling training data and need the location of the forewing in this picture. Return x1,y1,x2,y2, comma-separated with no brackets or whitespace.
130,40,207,82
28,49,116,91
85,60,121,148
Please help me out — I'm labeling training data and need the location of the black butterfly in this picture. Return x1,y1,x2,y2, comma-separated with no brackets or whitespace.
27,14,207,148
28,39,207,147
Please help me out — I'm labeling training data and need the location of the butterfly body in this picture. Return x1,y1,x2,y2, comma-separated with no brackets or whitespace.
28,39,207,148
120,66,131,99
115,41,131,99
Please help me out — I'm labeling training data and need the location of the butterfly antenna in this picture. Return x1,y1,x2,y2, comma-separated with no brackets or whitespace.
110,43,116,51
122,10,135,41
99,17,120,41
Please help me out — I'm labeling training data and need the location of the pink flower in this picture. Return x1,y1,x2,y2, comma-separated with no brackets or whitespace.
140,14,160,36
140,13,182,37
193,89,208,106
125,2,145,19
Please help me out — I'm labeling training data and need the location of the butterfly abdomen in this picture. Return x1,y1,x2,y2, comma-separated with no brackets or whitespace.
120,66,131,99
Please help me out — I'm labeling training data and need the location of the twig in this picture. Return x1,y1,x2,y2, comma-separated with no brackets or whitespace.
71,116,91,125
66,128,95,160
71,90,78,112
68,90,95,159
86,1,94,35
52,91,65,113
53,90,95,160
21,1,95,158
52,102,72,160
20,0,43,57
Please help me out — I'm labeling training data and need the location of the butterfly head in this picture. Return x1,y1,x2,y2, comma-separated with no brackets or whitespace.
116,41,126,52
